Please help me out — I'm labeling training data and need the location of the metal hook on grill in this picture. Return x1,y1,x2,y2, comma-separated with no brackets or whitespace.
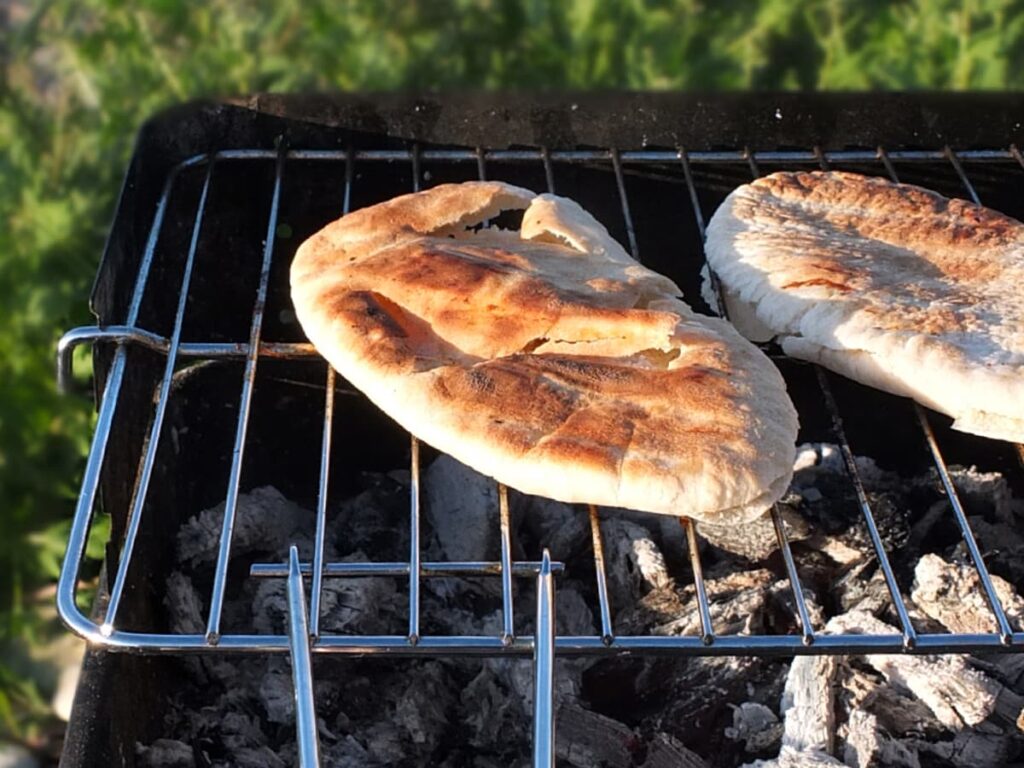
287,546,322,767
533,549,556,768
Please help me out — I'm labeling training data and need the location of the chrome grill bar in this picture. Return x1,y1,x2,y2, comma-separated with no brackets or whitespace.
209,147,1018,163
541,146,556,193
57,159,180,641
310,368,335,639
205,143,286,644
408,435,422,645
250,559,564,579
311,150,354,638
101,158,215,635
498,484,516,645
816,367,919,647
532,550,556,768
680,146,818,647
944,146,982,204
682,518,715,646
771,506,815,646
588,506,614,645
742,151,918,647
610,147,640,261
287,546,321,766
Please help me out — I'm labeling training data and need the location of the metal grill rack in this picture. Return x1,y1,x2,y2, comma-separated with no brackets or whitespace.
58,143,1024,767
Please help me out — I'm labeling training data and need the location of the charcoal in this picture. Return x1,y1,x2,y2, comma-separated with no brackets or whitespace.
944,466,1021,524
425,454,500,562
841,661,944,739
743,745,845,766
219,711,271,753
912,553,1024,634
834,562,891,615
556,702,636,767
557,586,597,636
140,448,1024,767
165,570,205,634
842,709,920,768
176,486,312,569
136,740,194,768
515,491,589,563
697,504,810,562
460,668,528,753
393,662,458,750
634,655,785,759
915,730,1016,768
961,516,1024,585
317,557,400,635
726,703,783,754
327,473,410,560
640,732,709,768
600,517,672,610
317,734,373,767
259,659,295,725
621,568,779,637
223,747,285,768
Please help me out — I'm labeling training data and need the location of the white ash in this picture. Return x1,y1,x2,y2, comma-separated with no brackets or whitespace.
780,655,836,755
828,610,999,729
726,702,783,753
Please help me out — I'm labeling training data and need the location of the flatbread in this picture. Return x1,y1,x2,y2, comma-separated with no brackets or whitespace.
704,170,1024,442
291,181,797,521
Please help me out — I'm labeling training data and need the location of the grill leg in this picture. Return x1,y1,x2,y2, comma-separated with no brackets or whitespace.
287,546,321,767
533,549,556,768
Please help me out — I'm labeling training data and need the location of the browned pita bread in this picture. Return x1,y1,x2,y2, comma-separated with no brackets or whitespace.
704,171,1024,442
291,181,797,521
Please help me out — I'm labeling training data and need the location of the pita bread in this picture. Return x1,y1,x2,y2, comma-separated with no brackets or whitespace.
704,170,1024,442
291,181,797,521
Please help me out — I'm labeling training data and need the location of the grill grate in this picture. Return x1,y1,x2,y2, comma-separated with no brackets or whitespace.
58,144,1024,766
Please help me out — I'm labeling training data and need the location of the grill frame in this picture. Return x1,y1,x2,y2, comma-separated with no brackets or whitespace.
56,95,1024,767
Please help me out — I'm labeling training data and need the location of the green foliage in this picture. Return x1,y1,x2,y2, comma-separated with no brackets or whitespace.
1,0,1023,754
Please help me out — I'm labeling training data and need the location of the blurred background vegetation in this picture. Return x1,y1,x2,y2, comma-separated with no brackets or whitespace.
2,0,1024,761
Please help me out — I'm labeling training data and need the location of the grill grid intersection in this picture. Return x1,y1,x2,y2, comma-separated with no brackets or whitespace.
57,144,1024,767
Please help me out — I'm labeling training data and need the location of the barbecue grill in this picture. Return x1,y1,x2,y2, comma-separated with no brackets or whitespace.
56,93,1024,767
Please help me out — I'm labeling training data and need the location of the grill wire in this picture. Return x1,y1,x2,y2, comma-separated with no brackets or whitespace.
57,145,1024,767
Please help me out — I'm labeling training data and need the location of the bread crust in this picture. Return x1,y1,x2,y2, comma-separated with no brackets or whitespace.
292,181,798,520
704,171,1024,442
